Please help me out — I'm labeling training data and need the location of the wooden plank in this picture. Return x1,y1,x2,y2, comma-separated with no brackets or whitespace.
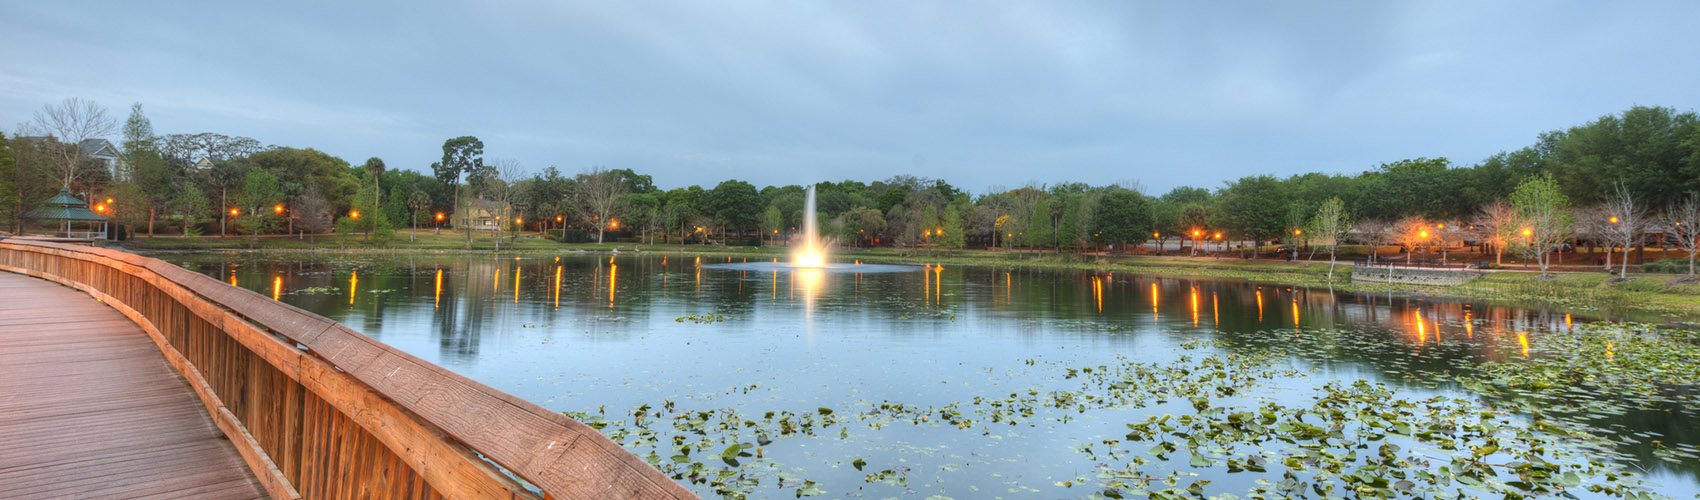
0,271,266,500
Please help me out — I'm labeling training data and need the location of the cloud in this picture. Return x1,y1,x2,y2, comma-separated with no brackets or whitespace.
3,1,1697,193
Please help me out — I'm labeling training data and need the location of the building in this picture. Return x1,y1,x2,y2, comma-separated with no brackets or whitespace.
79,139,123,179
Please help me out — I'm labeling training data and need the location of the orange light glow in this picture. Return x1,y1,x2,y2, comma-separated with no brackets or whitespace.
350,210,359,219
230,208,239,216
1293,229,1301,236
436,213,445,221
104,198,113,204
94,204,106,212
1609,216,1619,224
1522,229,1532,236
272,276,282,301
274,204,284,213
1419,231,1428,238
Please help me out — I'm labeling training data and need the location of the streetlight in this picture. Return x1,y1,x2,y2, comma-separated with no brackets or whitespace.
350,210,359,219
1609,216,1619,224
274,204,284,214
230,208,239,216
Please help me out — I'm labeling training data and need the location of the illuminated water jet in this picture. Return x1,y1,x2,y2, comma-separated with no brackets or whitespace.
791,185,830,268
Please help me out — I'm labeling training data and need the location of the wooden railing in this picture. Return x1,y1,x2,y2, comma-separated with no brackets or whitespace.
0,239,697,500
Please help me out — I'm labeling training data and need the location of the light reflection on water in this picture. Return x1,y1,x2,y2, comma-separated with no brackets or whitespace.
164,252,1698,498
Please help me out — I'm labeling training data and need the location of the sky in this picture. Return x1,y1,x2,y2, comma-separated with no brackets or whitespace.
3,1,1697,195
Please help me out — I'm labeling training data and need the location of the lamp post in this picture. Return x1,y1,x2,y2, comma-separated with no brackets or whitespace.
435,212,444,234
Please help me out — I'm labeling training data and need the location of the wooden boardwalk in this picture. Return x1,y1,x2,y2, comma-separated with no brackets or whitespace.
0,272,265,500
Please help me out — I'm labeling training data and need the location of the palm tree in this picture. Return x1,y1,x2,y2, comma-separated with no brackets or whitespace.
362,157,386,208
407,188,431,242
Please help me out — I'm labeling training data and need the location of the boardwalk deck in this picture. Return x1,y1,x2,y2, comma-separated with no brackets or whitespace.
0,271,265,500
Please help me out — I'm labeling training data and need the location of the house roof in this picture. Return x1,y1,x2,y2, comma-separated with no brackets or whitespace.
79,138,116,157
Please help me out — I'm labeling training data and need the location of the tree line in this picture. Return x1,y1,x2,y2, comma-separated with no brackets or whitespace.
2,100,1698,274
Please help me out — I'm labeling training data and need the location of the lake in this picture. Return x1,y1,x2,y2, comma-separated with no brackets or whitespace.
162,252,1699,499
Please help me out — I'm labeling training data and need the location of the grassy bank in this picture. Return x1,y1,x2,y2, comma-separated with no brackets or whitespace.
115,232,1700,322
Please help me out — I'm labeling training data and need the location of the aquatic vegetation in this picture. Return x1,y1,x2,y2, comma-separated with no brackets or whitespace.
569,323,1698,499
677,313,731,324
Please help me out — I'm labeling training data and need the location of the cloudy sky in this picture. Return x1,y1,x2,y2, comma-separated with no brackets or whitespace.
3,1,1697,194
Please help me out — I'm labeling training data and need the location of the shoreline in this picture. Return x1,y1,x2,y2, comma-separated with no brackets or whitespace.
122,238,1700,325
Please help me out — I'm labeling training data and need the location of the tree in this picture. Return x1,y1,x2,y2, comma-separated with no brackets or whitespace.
235,169,281,242
157,132,265,167
1663,193,1700,277
0,132,12,233
206,161,246,237
703,179,761,241
1354,219,1396,263
1393,216,1432,265
432,136,483,246
4,133,61,234
485,159,525,248
836,206,886,247
293,186,332,242
1055,195,1082,252
1472,201,1519,265
759,205,783,246
1218,175,1289,259
119,103,173,237
571,167,629,244
1023,198,1054,250
941,204,965,250
362,157,386,208
1091,190,1152,253
1572,204,1614,270
1509,173,1573,276
1309,197,1351,280
28,97,117,188
407,188,431,242
1600,181,1647,278
171,184,209,236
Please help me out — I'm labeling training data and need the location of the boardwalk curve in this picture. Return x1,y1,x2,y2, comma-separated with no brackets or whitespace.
0,272,266,499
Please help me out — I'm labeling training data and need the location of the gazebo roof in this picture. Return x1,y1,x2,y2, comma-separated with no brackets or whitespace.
41,187,89,207
26,188,107,221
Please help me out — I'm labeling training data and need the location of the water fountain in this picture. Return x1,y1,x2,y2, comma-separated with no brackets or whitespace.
792,186,827,268
701,184,911,274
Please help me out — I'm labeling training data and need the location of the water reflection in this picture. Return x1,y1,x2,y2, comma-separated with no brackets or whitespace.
162,253,1698,494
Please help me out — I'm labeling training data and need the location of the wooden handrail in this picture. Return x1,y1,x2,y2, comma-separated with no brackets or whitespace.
0,239,697,500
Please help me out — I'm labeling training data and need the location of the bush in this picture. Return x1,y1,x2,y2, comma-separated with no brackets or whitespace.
552,228,593,243
1642,258,1691,274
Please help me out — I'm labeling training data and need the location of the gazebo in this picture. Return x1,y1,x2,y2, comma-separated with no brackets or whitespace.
26,187,109,240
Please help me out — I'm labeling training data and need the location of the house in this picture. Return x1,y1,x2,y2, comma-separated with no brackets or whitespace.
193,156,213,170
18,136,126,180
79,139,124,180
466,200,509,231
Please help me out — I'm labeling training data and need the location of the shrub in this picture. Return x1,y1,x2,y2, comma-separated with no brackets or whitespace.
1641,258,1689,274
552,228,593,243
